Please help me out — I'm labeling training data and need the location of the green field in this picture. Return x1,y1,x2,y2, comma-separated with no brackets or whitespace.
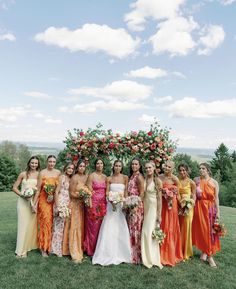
0,192,236,289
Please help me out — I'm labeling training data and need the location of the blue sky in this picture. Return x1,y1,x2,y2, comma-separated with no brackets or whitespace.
0,0,236,149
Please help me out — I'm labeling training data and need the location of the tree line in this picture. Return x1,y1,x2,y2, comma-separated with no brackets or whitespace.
0,141,235,208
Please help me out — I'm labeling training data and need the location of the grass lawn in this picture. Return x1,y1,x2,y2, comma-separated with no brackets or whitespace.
0,192,236,289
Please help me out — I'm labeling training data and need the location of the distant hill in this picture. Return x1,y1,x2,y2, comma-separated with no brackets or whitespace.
176,147,214,163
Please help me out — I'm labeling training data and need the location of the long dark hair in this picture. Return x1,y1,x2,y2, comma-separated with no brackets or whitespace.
178,163,191,177
112,160,123,174
26,156,40,179
129,157,143,177
47,154,56,161
94,158,105,170
200,162,212,177
75,159,86,174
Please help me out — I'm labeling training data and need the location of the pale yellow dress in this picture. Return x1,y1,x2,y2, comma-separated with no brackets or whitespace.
15,178,38,256
141,180,163,268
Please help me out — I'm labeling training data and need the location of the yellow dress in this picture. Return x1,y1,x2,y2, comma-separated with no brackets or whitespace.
141,180,162,268
179,180,194,260
15,178,38,256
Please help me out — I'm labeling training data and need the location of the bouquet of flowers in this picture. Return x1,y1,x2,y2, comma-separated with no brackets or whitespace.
78,185,93,207
152,225,166,245
162,185,178,209
212,220,227,237
107,191,124,211
44,183,56,203
21,187,37,199
178,197,195,216
58,203,71,218
123,195,141,210
88,203,107,221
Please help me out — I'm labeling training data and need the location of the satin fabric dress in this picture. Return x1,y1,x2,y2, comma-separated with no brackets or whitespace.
141,180,162,269
178,180,194,260
160,183,183,266
37,176,59,253
92,183,132,265
127,174,144,264
51,175,70,257
84,180,106,256
192,178,220,256
15,178,38,256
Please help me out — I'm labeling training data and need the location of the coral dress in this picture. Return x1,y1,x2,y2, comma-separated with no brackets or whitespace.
179,180,194,260
160,183,183,266
141,180,162,268
84,180,106,256
37,176,59,253
192,178,220,256
51,175,70,257
69,193,84,262
15,178,38,256
127,174,144,264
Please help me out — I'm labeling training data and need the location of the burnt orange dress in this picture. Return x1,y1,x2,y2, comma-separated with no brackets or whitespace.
192,178,220,256
37,176,59,253
160,183,183,266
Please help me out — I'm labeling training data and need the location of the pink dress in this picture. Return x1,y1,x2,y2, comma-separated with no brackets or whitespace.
127,174,144,264
51,175,70,257
84,180,106,256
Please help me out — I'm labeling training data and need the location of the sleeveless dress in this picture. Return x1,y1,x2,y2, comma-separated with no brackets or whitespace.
141,180,162,268
160,182,183,266
192,178,220,256
37,176,59,253
92,183,132,265
15,178,38,256
127,174,144,264
51,175,70,257
179,180,194,260
84,180,106,256
69,191,84,262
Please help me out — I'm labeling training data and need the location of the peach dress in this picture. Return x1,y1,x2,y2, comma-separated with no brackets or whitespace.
37,176,59,253
192,178,220,256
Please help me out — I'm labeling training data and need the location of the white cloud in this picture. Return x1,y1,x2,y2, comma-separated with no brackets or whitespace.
0,0,15,10
0,105,31,122
45,118,62,124
198,25,225,55
73,100,147,113
24,91,52,99
138,113,157,123
172,71,187,79
69,80,152,102
34,113,44,118
219,0,236,5
149,17,198,56
58,106,69,112
154,96,173,104
0,33,16,41
34,24,140,59
125,66,168,79
166,97,236,118
124,0,185,31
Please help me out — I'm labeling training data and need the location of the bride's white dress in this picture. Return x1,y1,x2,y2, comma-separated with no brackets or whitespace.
92,183,132,265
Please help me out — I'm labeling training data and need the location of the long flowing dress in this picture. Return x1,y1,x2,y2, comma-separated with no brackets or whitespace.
160,183,183,266
51,175,70,257
141,180,162,269
37,176,59,253
192,178,220,256
69,195,84,262
92,183,132,265
84,180,106,256
179,180,194,260
127,174,144,264
15,178,38,256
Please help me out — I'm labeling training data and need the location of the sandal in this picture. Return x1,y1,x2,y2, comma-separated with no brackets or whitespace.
200,253,207,262
208,257,217,268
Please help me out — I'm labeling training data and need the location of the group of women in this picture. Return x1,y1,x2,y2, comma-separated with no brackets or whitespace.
13,154,221,269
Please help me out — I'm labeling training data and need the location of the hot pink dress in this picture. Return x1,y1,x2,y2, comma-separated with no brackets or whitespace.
127,174,144,264
84,180,106,256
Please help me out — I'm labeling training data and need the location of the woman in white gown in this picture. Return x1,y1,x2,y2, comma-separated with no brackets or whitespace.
92,160,132,265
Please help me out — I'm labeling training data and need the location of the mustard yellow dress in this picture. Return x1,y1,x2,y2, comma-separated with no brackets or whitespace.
179,180,194,260
141,180,162,268
15,178,38,256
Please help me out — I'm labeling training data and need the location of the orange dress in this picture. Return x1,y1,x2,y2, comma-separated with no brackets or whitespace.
192,178,220,256
178,180,194,260
160,183,183,266
37,176,59,253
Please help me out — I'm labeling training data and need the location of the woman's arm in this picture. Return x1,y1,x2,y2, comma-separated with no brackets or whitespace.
190,179,196,202
34,171,43,204
86,173,93,192
124,175,128,198
12,172,24,197
69,175,79,199
214,179,220,220
137,175,145,200
54,175,63,207
155,177,162,224
106,177,111,198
